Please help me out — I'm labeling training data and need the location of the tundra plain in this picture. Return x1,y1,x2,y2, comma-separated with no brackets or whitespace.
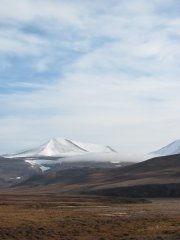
0,194,180,240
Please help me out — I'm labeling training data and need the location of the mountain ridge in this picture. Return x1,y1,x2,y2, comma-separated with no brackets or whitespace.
5,137,116,158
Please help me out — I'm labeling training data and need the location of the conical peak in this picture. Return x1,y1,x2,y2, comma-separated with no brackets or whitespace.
6,137,117,158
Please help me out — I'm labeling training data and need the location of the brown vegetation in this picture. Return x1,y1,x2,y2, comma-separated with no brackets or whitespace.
0,194,179,240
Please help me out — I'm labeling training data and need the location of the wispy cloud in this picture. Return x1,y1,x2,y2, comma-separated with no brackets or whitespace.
0,0,180,155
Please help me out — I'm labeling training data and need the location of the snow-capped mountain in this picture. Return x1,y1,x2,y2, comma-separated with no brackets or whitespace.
152,139,180,157
7,137,116,158
4,138,137,174
0,138,136,186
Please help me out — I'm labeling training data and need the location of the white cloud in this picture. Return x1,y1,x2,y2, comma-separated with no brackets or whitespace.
0,0,83,26
0,0,180,156
35,58,49,72
0,28,48,55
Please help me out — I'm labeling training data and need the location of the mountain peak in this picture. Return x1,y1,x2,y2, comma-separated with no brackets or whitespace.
152,139,180,157
6,137,116,158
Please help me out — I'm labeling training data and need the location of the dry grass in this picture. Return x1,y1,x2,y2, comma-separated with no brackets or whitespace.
0,194,179,239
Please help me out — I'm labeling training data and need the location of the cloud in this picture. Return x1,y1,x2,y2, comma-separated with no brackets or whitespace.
0,0,180,155
0,0,83,26
35,58,49,72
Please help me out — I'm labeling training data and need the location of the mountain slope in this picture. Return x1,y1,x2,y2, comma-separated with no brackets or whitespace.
6,138,116,158
152,139,180,156
0,157,41,187
0,138,128,186
12,154,180,197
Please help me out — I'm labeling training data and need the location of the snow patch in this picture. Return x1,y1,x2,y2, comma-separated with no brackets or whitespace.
40,166,50,172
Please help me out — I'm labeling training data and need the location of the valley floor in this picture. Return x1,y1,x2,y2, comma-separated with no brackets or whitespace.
0,194,179,240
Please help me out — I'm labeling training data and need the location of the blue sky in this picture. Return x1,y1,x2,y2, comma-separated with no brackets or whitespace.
0,0,180,156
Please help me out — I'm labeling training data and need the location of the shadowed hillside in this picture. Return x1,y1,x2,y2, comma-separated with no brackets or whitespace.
8,154,180,197
0,157,41,187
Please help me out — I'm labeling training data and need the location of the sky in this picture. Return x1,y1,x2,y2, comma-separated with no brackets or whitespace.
0,0,180,155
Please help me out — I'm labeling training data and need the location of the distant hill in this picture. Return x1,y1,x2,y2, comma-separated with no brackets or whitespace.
11,154,180,197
